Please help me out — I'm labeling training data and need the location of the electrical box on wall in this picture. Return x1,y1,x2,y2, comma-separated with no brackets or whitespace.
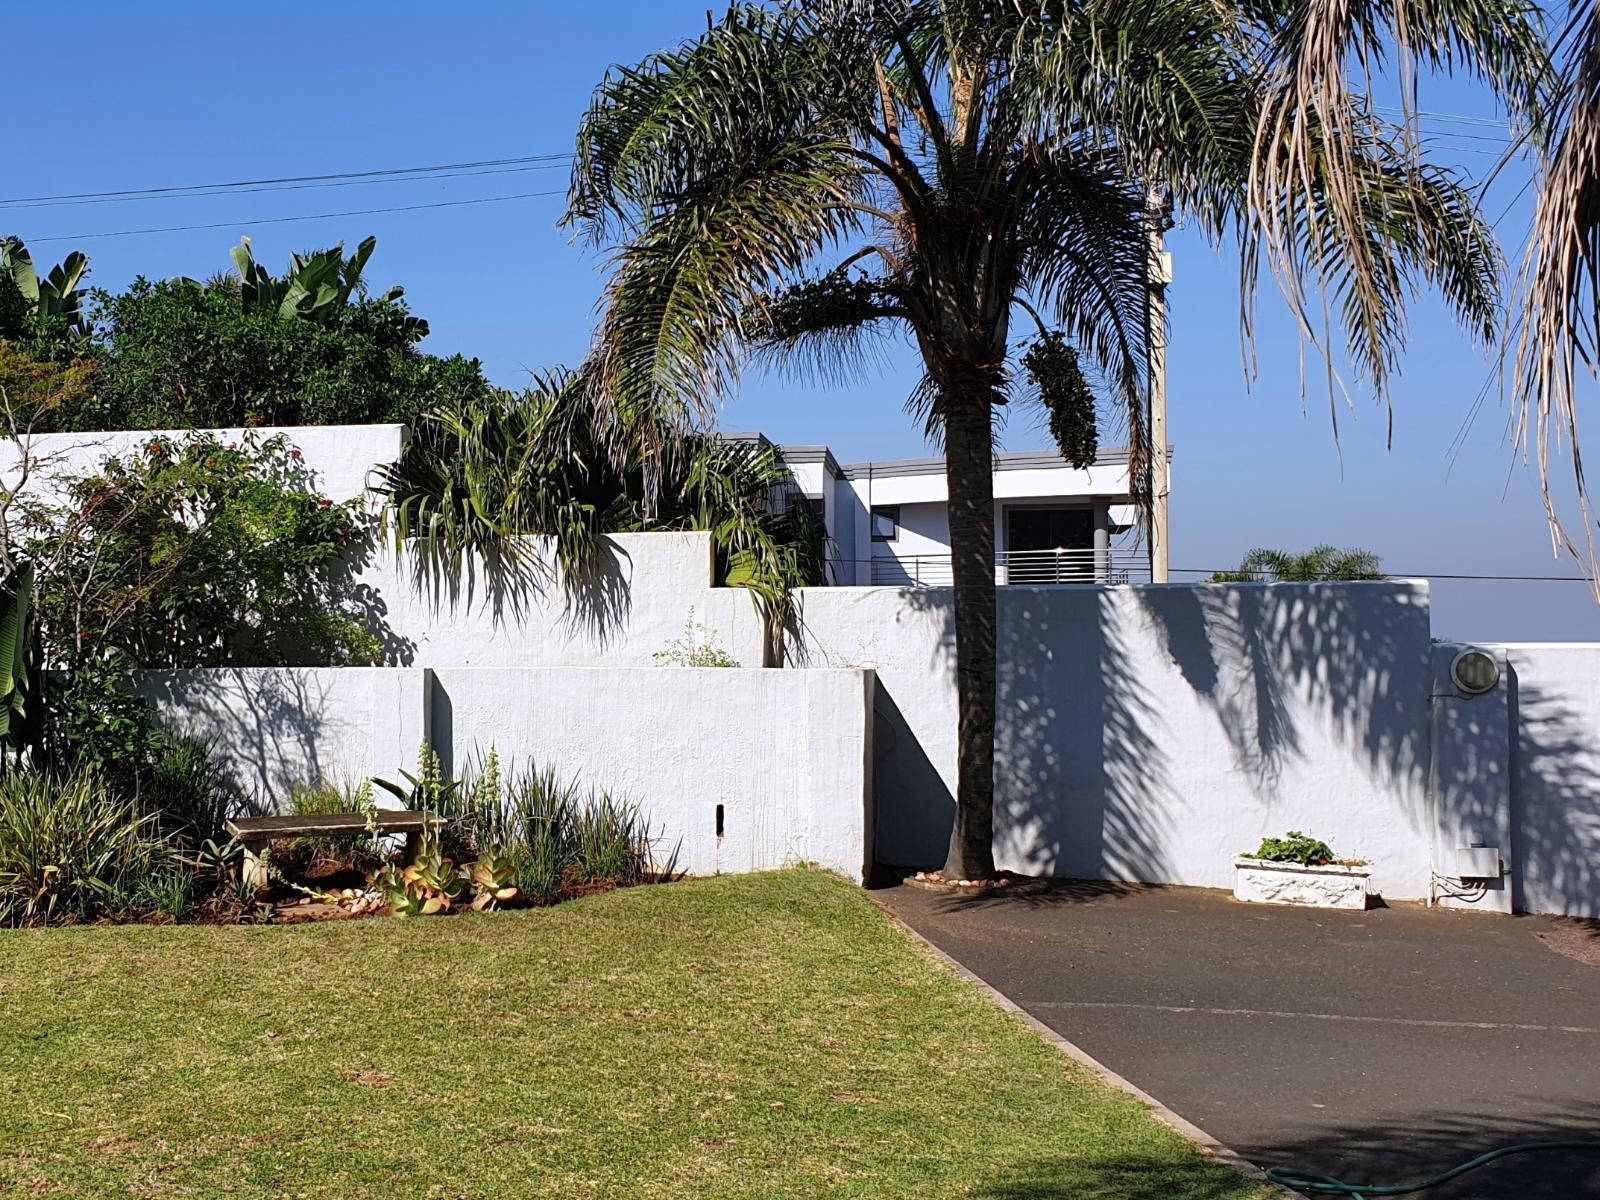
1451,845,1503,879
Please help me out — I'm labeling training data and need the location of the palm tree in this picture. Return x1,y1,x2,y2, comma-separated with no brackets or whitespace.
371,369,826,662
564,0,1540,881
1210,546,1384,583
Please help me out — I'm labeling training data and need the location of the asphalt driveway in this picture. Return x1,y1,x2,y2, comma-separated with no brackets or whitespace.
879,880,1600,1198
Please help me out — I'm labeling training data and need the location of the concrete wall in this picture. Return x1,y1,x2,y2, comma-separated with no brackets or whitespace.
794,581,1437,899
139,666,874,881
356,532,767,670
138,668,431,807
1488,644,1600,916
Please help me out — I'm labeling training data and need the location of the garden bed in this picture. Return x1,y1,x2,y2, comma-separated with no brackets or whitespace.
0,870,1268,1200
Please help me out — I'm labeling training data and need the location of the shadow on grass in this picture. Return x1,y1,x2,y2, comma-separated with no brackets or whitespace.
970,1154,1259,1200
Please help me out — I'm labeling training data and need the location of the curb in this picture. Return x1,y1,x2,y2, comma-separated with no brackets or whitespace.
869,894,1297,1197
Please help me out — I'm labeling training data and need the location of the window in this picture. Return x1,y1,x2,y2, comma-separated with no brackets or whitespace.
871,505,899,542
803,496,826,530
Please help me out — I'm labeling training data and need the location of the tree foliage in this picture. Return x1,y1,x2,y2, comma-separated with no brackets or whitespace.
1210,545,1385,583
1,238,91,339
371,371,826,635
60,277,487,432
0,234,486,433
21,432,380,670
224,235,406,327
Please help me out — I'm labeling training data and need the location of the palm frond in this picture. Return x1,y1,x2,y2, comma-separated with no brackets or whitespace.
1516,4,1600,589
565,4,868,497
1244,0,1549,397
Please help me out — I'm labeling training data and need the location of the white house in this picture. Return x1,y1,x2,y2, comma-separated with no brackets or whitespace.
754,438,1152,586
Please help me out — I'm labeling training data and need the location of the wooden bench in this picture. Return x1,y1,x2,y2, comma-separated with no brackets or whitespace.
225,811,442,889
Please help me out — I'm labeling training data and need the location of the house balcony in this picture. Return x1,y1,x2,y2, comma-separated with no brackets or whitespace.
860,547,1152,587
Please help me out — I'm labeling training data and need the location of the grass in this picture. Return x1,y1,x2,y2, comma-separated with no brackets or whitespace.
0,869,1266,1199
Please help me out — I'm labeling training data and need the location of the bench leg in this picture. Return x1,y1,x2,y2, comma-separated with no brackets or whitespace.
240,838,270,892
402,830,421,868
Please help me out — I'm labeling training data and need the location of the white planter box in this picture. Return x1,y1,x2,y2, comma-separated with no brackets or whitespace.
1232,856,1372,910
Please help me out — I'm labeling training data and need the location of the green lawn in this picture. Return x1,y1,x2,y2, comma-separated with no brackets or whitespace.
1,869,1264,1199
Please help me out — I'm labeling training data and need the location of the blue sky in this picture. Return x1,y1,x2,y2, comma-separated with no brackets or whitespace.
12,1,1599,639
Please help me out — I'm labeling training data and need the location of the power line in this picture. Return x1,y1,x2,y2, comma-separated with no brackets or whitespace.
27,188,568,244
0,153,572,210
0,162,570,213
1169,569,1594,583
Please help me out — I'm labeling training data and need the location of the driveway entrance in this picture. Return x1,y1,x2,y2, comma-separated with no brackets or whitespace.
879,880,1600,1198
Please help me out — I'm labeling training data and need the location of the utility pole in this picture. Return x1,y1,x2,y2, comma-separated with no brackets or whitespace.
1146,194,1173,584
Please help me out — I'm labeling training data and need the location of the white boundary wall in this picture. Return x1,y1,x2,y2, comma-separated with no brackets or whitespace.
358,533,766,670
24,423,1600,911
1487,644,1600,916
138,666,874,881
794,582,1438,899
0,424,408,505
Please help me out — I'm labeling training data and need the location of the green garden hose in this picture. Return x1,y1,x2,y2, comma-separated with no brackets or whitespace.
1266,1140,1600,1196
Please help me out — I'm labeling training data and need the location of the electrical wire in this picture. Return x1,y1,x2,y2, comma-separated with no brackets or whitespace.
25,188,568,244
1167,569,1594,583
0,162,570,212
0,153,571,209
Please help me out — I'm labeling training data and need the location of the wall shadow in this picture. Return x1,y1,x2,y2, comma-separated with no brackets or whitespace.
967,1152,1259,1200
994,588,1180,886
799,578,1600,913
920,876,1165,912
790,585,959,871
138,668,344,813
333,520,417,666
1508,664,1600,915
385,531,634,648
872,683,955,869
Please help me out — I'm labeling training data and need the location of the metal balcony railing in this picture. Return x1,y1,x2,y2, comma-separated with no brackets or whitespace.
861,547,1150,587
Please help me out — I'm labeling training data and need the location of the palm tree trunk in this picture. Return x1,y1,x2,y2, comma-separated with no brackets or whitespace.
941,390,998,881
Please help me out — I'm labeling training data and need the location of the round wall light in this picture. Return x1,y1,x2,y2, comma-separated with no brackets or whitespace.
1450,648,1501,696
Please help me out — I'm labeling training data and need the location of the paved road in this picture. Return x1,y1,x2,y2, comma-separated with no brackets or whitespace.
879,881,1600,1198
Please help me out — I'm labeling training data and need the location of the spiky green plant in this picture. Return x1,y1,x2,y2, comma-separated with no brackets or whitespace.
0,769,175,926
227,235,402,326
0,238,91,334
0,563,35,757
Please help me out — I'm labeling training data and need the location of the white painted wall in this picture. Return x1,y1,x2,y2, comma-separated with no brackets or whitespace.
138,665,874,881
0,424,407,504
1,424,766,671
138,667,430,808
356,532,767,669
434,667,872,879
794,581,1437,899
1486,644,1600,917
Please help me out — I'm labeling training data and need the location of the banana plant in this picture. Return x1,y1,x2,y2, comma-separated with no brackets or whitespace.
229,235,401,326
0,562,34,755
1,238,90,332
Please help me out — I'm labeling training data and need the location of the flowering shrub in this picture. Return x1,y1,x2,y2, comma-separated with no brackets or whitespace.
23,431,379,669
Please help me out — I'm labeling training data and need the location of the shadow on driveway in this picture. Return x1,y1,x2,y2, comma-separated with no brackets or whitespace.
879,880,1600,1199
